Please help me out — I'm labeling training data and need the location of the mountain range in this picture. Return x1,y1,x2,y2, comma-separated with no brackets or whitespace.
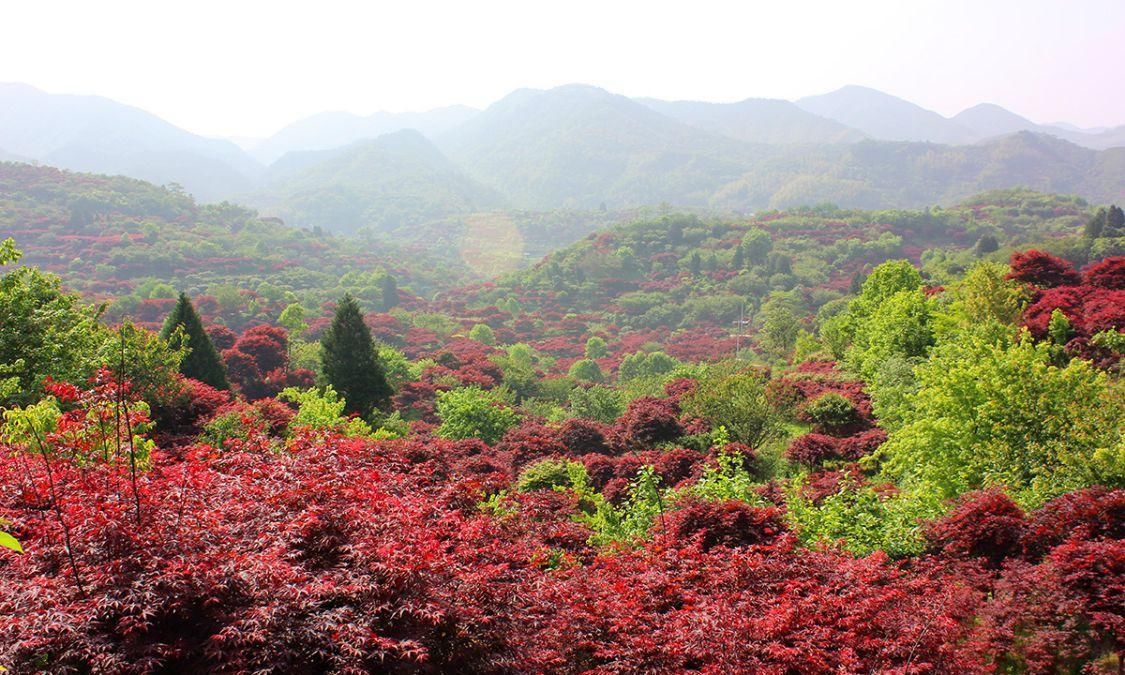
2,81,1123,233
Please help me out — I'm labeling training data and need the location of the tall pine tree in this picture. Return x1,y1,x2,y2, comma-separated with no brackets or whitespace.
161,293,229,390
321,294,392,417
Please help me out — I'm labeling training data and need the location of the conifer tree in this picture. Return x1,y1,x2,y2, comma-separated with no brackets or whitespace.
161,293,229,390
321,294,392,416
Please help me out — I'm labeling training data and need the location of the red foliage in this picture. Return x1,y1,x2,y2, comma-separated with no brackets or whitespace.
1021,487,1125,561
662,499,788,551
1008,250,1081,288
496,421,567,470
612,396,684,450
205,324,237,351
784,432,842,466
1082,256,1125,290
1022,286,1086,339
838,427,887,460
555,418,611,456
925,490,1027,568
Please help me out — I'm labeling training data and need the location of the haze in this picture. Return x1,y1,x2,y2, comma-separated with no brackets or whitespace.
3,0,1122,138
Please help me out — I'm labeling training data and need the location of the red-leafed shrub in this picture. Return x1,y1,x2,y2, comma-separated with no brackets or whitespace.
976,540,1125,670
663,499,787,551
784,432,842,466
153,376,231,447
252,397,296,435
1082,288,1125,334
1082,256,1125,290
1008,250,1081,288
496,421,567,470
221,347,260,387
800,465,867,505
236,326,288,374
662,377,698,401
1021,487,1125,561
205,324,237,351
650,447,705,487
556,418,611,456
1021,286,1086,338
925,490,1027,567
838,427,887,460
613,396,684,450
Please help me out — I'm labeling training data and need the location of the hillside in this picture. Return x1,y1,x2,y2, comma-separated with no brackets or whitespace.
0,162,474,331
252,105,479,164
639,97,866,144
432,189,1111,370
0,83,261,201
711,132,1125,211
437,84,761,209
796,85,976,144
248,130,504,234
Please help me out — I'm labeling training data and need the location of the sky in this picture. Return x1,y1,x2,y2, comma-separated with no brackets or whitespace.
2,0,1122,138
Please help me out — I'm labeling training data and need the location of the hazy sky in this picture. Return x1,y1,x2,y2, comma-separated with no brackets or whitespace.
3,0,1122,138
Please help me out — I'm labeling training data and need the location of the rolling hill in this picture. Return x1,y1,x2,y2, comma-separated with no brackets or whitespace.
0,83,261,201
251,105,479,164
249,129,504,234
638,97,865,144
437,84,761,209
796,85,977,144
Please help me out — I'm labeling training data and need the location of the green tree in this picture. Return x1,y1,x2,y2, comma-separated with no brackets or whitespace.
879,332,1124,506
161,294,229,390
1085,208,1107,239
468,323,496,345
378,273,399,311
568,358,605,383
758,294,800,361
278,303,308,336
585,336,608,359
568,385,624,423
321,294,392,417
681,367,782,448
435,386,520,444
950,261,1027,327
741,228,772,266
1,243,110,405
846,288,935,382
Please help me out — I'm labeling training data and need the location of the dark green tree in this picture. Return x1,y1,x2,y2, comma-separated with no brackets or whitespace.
321,294,392,416
1085,208,1107,239
161,294,229,390
378,274,399,311
732,244,745,270
1107,205,1125,237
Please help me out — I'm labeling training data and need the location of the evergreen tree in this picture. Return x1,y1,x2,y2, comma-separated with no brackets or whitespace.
161,293,228,390
321,294,392,416
732,244,745,270
1085,208,1107,239
379,274,399,311
1107,205,1125,237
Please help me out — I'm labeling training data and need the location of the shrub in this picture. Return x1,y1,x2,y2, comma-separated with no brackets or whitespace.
1083,256,1125,290
925,490,1027,568
614,396,683,450
517,458,589,492
1007,250,1081,288
785,433,842,466
664,499,787,551
556,418,611,456
798,392,859,433
1021,487,1125,561
435,386,520,445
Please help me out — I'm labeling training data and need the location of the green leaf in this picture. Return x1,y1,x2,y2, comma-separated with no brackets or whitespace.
0,531,23,554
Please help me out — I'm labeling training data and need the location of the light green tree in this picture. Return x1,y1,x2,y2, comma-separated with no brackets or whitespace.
879,332,1124,506
436,386,520,444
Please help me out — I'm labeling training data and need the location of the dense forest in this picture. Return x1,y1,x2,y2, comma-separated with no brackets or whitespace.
1,161,1122,672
